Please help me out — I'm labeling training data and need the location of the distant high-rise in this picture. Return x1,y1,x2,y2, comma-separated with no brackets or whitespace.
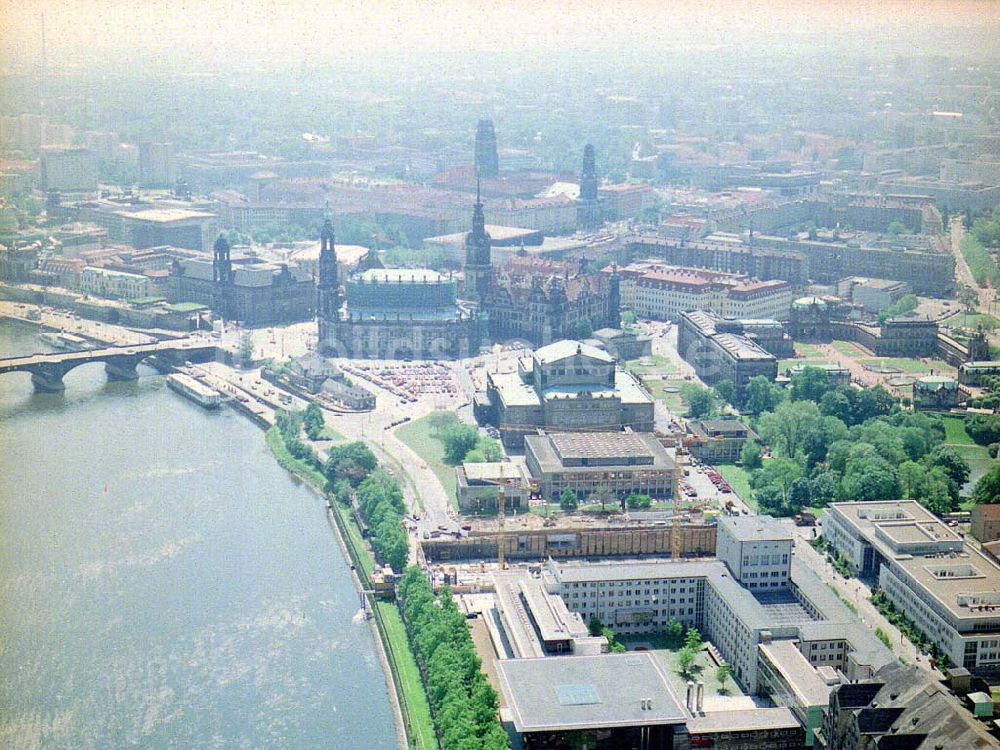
38,145,97,193
474,118,499,179
139,141,177,188
576,144,601,230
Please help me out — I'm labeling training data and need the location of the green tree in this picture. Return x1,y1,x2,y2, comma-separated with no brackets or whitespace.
752,459,805,516
887,220,908,238
677,646,697,676
428,410,460,437
743,376,786,414
878,293,919,325
757,400,822,459
559,487,579,512
714,379,736,407
684,627,703,651
790,366,832,403
807,471,837,506
573,316,594,339
853,386,895,424
588,616,603,637
924,446,970,487
716,664,731,691
839,443,900,501
479,438,503,462
464,449,486,463
324,440,378,486
626,493,652,509
973,465,1000,504
740,440,763,470
900,462,953,515
820,388,855,425
621,310,637,325
681,383,716,418
666,618,684,646
442,423,481,464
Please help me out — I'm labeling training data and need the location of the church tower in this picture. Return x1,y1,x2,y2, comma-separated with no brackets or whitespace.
576,144,601,230
474,119,499,179
317,204,341,349
463,180,493,308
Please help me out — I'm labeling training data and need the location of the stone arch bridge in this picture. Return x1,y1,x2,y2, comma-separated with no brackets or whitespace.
0,340,218,392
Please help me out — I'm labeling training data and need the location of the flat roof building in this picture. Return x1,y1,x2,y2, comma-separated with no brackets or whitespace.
525,430,675,504
824,501,1000,674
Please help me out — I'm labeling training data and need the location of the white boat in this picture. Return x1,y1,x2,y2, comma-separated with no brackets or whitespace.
39,331,89,351
167,373,223,409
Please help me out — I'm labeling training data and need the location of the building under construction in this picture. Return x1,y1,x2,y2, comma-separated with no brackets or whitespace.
420,516,717,563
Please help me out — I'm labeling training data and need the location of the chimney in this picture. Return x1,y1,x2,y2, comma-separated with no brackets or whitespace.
696,682,704,713
686,681,695,712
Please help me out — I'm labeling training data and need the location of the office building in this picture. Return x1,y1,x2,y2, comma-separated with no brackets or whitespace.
824,501,1000,674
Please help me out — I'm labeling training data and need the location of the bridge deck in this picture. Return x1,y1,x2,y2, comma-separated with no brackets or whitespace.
0,340,217,373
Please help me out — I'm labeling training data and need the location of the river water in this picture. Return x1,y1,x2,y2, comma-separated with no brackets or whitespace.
0,319,395,750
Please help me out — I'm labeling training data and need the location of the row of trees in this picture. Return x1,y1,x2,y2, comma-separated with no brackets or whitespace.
398,569,509,750
742,368,971,516
356,470,409,571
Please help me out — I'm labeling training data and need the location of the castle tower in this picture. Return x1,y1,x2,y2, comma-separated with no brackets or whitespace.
474,119,499,180
317,204,341,345
576,143,601,230
211,234,234,320
463,179,493,307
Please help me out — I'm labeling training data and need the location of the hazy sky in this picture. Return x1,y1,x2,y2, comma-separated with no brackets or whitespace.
1,0,999,73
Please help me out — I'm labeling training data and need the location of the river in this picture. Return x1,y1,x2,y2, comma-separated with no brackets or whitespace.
0,319,396,750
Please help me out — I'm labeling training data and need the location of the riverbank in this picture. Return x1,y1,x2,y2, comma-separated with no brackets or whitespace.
264,425,436,750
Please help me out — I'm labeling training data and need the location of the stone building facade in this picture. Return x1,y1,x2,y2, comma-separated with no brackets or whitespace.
169,235,314,326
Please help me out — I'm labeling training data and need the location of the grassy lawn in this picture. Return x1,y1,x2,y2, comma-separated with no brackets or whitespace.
942,312,1000,331
651,646,745,700
794,342,825,358
641,376,689,415
941,415,976,445
375,603,438,750
859,358,956,375
779,359,834,371
831,340,865,356
627,354,671,370
713,464,756,512
395,413,459,510
317,425,345,442
938,416,993,499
